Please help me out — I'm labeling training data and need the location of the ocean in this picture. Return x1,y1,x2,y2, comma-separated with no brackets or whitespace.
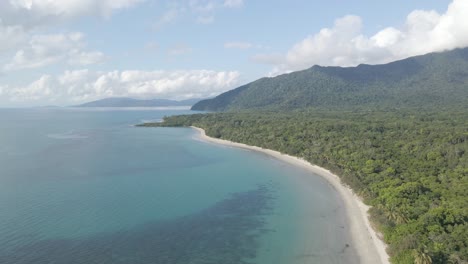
0,108,358,264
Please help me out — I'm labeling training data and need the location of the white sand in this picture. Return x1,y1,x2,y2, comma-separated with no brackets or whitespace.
191,126,390,264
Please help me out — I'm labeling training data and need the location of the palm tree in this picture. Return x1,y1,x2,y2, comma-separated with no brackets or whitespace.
413,249,432,264
447,253,462,264
379,204,409,224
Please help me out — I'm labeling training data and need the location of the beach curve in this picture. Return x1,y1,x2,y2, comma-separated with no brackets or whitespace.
191,126,390,264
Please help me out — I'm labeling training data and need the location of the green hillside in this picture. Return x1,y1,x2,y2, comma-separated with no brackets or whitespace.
192,48,468,111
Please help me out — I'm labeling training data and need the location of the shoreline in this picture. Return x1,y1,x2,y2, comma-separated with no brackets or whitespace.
191,126,390,264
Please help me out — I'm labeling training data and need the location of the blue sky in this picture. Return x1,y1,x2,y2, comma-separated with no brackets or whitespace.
0,0,465,106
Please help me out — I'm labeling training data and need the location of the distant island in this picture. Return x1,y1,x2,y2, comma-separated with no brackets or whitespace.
75,97,202,108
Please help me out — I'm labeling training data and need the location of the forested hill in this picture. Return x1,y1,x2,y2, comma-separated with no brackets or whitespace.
192,48,468,111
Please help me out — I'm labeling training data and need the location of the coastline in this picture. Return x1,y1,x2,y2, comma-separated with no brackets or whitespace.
191,126,390,264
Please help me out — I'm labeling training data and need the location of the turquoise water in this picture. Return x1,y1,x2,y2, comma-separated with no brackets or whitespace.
0,108,358,264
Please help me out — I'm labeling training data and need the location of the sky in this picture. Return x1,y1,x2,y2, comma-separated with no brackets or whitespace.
0,0,466,106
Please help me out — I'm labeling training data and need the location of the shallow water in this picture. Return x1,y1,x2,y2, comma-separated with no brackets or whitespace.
0,108,358,264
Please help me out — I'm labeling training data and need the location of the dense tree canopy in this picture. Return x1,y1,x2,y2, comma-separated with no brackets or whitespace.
141,109,468,264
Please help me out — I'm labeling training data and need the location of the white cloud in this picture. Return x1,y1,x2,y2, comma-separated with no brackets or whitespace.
0,0,145,29
284,15,371,69
255,0,468,74
224,0,244,8
3,69,241,103
9,75,55,101
224,42,253,49
0,0,143,56
0,22,26,53
371,27,402,48
3,32,106,71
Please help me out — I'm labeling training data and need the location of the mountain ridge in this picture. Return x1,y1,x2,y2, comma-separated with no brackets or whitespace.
192,48,468,111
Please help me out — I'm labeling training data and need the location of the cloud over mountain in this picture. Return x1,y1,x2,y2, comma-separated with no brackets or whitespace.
254,0,468,74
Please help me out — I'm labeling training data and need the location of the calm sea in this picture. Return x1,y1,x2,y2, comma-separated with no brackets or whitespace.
0,108,358,264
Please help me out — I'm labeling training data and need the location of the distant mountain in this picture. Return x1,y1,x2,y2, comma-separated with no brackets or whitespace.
76,98,202,107
192,48,468,111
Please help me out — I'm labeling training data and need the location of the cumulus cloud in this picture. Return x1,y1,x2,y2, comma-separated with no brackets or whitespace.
4,69,241,103
9,75,55,101
0,0,144,29
255,0,468,74
3,32,106,71
0,0,143,56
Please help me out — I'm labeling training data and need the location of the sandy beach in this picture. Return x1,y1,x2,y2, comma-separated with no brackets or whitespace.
191,126,390,264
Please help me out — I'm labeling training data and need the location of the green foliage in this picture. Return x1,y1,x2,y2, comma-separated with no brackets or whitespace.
143,109,468,264
192,48,468,111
